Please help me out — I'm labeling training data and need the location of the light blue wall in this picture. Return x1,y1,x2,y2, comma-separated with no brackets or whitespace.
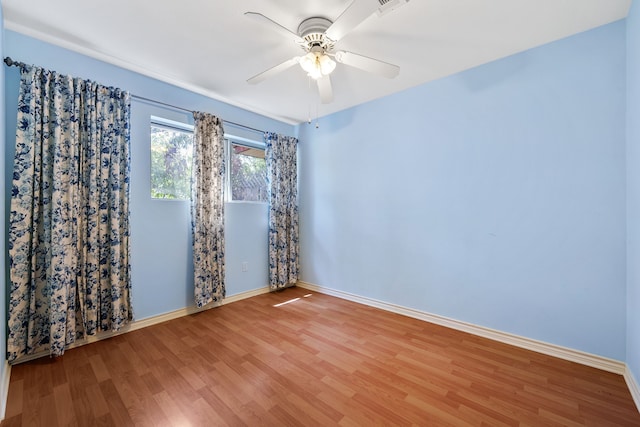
627,1,640,388
297,21,627,360
0,3,7,400
4,30,293,320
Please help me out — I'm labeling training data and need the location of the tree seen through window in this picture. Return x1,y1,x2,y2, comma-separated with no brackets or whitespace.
150,125,193,199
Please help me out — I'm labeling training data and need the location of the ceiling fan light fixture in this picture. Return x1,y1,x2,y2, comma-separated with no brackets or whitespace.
299,52,316,73
299,52,336,80
319,54,336,75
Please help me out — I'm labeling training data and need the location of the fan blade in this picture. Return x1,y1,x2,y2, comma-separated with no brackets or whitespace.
334,50,399,78
244,12,304,43
325,0,379,41
247,57,301,85
317,76,334,104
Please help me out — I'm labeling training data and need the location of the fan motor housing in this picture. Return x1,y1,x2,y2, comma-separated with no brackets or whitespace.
298,17,334,50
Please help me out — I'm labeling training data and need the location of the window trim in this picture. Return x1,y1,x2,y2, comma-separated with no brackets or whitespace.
151,115,194,133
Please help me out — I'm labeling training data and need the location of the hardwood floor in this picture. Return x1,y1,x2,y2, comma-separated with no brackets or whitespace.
2,286,639,426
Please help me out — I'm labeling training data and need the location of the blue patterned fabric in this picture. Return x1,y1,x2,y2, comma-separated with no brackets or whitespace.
191,112,226,307
8,64,132,362
265,133,299,290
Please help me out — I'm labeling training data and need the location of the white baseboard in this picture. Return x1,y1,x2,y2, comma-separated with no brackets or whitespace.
0,362,11,421
297,281,627,375
625,366,640,413
12,286,271,365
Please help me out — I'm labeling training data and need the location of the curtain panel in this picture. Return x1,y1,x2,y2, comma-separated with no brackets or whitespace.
191,112,226,307
265,132,299,290
8,64,132,361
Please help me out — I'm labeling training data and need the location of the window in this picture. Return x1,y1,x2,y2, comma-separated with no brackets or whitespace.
150,119,194,200
228,140,267,202
149,117,266,202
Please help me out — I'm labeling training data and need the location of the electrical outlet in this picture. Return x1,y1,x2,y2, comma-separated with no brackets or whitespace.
242,262,249,272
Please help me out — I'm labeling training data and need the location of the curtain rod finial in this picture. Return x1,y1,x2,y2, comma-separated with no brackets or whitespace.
4,57,25,69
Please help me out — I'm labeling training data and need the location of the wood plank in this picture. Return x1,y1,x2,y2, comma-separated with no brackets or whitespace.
3,379,23,419
53,383,77,426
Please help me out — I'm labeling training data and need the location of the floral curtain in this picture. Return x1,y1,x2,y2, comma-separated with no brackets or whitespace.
265,133,299,290
191,112,226,307
8,64,132,362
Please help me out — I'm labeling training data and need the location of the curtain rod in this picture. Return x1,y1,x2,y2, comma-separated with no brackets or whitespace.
4,56,265,135
131,94,265,135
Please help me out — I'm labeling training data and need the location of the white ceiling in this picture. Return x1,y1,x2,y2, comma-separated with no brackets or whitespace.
1,0,632,124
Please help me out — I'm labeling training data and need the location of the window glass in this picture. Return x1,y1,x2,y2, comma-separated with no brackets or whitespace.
229,141,267,202
150,124,194,200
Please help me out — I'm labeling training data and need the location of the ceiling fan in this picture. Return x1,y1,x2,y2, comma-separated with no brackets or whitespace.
245,0,409,104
